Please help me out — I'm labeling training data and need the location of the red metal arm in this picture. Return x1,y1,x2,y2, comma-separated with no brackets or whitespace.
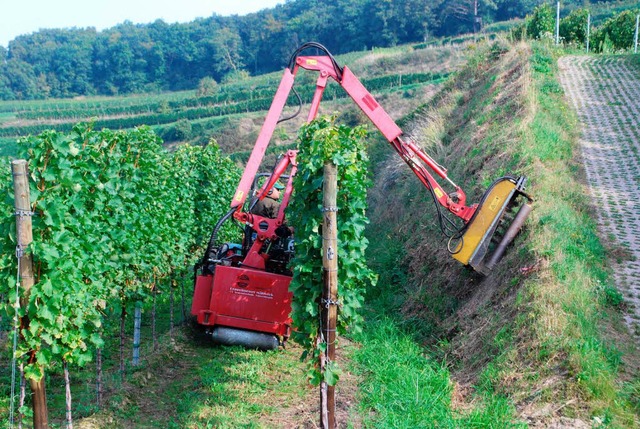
295,56,477,222
230,54,477,223
231,69,295,208
234,150,297,269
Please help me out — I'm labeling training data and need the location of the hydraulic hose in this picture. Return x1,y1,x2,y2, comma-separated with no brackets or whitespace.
200,206,238,268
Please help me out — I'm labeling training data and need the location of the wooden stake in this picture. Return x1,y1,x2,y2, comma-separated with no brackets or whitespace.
320,163,338,429
63,360,73,429
96,348,103,407
12,159,49,429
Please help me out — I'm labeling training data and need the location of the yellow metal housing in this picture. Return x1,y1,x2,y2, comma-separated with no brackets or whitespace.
452,179,518,269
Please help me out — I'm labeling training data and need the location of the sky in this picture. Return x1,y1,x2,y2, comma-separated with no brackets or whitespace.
0,0,286,47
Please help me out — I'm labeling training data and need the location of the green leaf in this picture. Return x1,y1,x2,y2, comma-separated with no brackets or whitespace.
324,361,341,386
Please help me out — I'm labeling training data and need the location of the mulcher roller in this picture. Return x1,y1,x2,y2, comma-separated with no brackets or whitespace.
210,326,280,351
452,177,533,275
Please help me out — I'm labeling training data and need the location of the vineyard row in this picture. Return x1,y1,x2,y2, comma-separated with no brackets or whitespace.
0,72,450,137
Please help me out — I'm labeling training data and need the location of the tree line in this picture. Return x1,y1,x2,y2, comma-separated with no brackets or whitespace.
0,0,618,100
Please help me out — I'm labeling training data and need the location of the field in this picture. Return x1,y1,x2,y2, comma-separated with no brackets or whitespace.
0,44,463,160
2,35,640,429
558,55,640,334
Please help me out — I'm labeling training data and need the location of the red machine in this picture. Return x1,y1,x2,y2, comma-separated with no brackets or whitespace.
191,42,532,349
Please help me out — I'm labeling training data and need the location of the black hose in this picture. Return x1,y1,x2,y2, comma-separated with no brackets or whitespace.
287,42,343,81
200,206,238,268
277,86,302,124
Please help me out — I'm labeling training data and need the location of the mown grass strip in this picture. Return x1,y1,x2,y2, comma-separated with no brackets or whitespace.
349,317,523,428
513,41,638,425
165,340,313,429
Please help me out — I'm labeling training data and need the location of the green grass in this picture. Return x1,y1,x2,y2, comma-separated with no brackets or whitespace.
361,38,639,428
166,342,310,429
1,302,314,428
510,41,637,425
349,317,524,428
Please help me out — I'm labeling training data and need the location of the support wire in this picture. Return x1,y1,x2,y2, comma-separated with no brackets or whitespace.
9,247,22,428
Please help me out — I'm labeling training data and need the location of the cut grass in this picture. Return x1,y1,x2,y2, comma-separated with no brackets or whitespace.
349,317,524,428
363,38,640,427
24,328,319,429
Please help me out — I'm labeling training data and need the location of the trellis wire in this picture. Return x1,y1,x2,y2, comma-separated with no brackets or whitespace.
9,250,23,428
634,14,639,54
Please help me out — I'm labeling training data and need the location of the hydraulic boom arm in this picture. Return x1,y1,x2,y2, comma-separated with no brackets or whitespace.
231,50,476,222
230,42,532,273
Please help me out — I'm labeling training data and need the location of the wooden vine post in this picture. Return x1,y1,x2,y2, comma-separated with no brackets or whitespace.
320,162,338,429
12,159,49,429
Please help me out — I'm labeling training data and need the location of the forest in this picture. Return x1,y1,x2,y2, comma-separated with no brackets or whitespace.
0,0,616,100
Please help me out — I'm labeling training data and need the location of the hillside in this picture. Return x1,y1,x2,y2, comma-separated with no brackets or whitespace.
1,0,637,101
0,0,526,100
364,40,640,426
2,39,640,428
0,44,465,160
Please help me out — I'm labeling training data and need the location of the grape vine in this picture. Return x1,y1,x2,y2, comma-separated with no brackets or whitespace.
288,116,377,384
0,123,239,381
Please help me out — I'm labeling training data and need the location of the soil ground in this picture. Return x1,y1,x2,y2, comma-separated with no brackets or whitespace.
558,55,640,338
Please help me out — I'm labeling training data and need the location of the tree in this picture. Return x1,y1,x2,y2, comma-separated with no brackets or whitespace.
196,76,219,97
212,27,245,75
526,3,555,40
1,59,40,99
494,0,538,22
6,28,97,98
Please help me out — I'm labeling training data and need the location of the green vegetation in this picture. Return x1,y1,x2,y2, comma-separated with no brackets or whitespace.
518,42,636,425
0,125,239,426
362,38,639,427
513,2,640,52
2,32,640,427
351,317,522,428
592,9,640,53
288,117,377,383
0,69,450,155
0,0,569,101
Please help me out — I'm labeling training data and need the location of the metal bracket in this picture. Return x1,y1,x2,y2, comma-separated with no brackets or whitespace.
14,209,34,217
15,245,25,259
321,298,340,308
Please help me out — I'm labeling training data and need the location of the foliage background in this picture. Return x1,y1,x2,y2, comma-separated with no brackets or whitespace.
288,117,377,383
2,0,628,100
0,126,239,380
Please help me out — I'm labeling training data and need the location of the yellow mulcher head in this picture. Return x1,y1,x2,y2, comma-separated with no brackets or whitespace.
452,177,532,275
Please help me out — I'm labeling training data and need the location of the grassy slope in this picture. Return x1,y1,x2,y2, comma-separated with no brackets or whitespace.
363,39,639,427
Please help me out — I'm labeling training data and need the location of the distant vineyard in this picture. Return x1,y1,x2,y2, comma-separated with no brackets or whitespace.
0,72,450,140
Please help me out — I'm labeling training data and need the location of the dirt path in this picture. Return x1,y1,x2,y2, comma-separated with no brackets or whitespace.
558,55,640,337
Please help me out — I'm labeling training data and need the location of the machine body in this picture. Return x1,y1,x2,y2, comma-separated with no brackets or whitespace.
192,42,533,349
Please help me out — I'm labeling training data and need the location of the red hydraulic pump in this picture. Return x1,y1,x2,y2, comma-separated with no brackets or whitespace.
191,42,533,350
